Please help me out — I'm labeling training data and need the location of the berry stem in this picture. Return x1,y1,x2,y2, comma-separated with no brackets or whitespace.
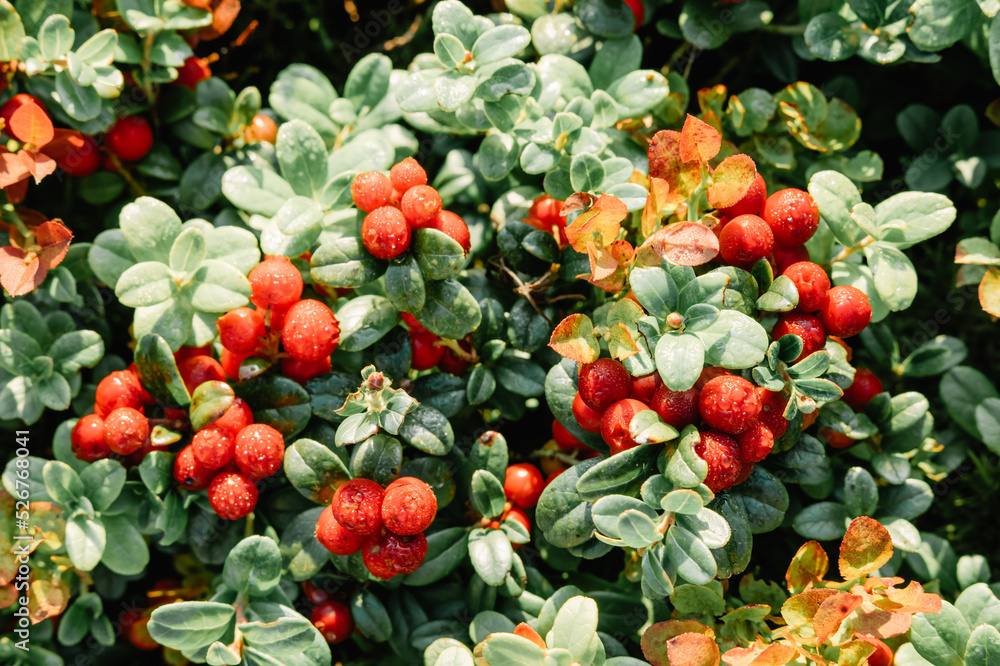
243,511,255,538
827,235,875,265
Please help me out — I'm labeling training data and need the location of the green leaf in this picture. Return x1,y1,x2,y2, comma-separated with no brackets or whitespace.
481,633,545,666
134,333,191,408
311,237,383,289
536,457,600,548
350,434,402,486
471,470,507,519
544,359,608,451
728,466,789,534
494,353,546,397
169,226,207,275
472,24,530,64
793,501,850,540
398,404,454,455
549,596,599,663
756,275,799,312
405,527,469,586
415,229,465,280
570,153,606,193
385,255,426,313
477,132,519,181
874,192,956,249
966,624,1000,666
909,601,970,666
468,528,514,586
617,510,662,548
695,309,768,369
79,459,125,511
675,507,731,549
148,602,236,652
941,366,999,441
909,0,980,52
345,53,391,110
655,333,705,392
576,445,660,501
43,459,83,506
350,588,392,642
606,70,670,120
629,266,678,319
665,427,710,489
234,373,311,439
100,514,150,575
274,196,323,236
65,514,106,571
336,295,397,352
223,536,283,596
416,279,482,339
864,242,917,310
665,523,717,585
283,438,350,504
808,170,866,247
593,495,656,538
804,13,859,61
434,33,467,69
276,119,328,199
222,166,296,217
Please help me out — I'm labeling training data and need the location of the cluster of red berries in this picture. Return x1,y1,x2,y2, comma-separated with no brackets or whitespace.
301,581,354,645
352,158,471,260
315,476,437,580
71,367,159,465
524,194,568,246
217,255,341,385
401,313,473,374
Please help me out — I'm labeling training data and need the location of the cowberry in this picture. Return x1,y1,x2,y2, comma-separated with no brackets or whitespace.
351,171,393,213
545,468,566,487
503,464,544,509
439,341,472,375
756,388,789,438
174,445,215,491
857,637,893,666
175,344,213,363
104,407,149,455
719,214,774,268
126,616,158,651
717,171,767,218
820,286,872,338
601,398,653,454
695,367,733,389
311,600,354,645
244,114,278,144
302,580,330,606
72,414,109,463
401,312,426,332
389,157,428,192
737,421,774,462
332,478,385,536
106,116,153,161
782,261,831,313
281,299,340,362
572,392,604,433
735,460,755,485
772,313,826,362
178,355,227,394
578,358,632,412
381,477,437,535
362,206,411,259
282,356,332,384
623,0,644,29
191,426,234,470
220,348,249,381
630,373,663,404
217,307,265,354
208,472,258,520
362,527,428,579
410,330,444,370
820,427,855,449
695,430,743,492
432,210,471,253
174,56,210,89
55,134,100,177
249,255,303,310
762,188,819,246
0,94,47,137
234,424,285,480
552,419,583,450
651,385,700,429
842,368,883,412
95,370,145,416
315,504,366,555
699,375,761,435
771,243,810,274
505,506,531,535
400,185,443,228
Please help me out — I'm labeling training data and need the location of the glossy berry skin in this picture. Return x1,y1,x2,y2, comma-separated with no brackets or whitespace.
410,330,444,370
572,392,604,433
174,56,210,89
651,385,700,429
281,299,340,362
311,601,354,645
381,477,438,535
248,255,303,310
315,504,366,555
545,468,566,487
696,367,732,390
432,210,471,253
332,478,385,536
782,261,831,313
737,421,774,462
733,460,754,486
601,398,652,454
217,307,265,354
220,349,249,381
95,370,145,416
362,206,411,259
400,185,443,228
362,527,427,579
106,116,153,161
771,243,810,274
699,375,761,435
104,407,149,455
756,388,789,439
630,373,663,404
717,171,767,218
820,286,872,338
72,414,109,462
55,134,100,177
578,358,632,412
234,424,284,480
857,636,893,666
719,214,774,268
351,171,393,213
772,313,826,363
820,427,855,449
178,356,227,394
208,472,258,520
842,368,883,412
191,426,234,470
390,157,427,192
504,464,544,509
623,0,644,29
762,188,820,246
401,312,425,332
0,94,47,137
212,398,253,437
282,356,332,384
552,419,582,450
244,114,278,144
174,445,215,491
695,430,743,492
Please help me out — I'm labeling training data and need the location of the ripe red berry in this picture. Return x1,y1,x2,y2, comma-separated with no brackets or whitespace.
400,185,443,228
332,478,385,536
719,214,774,268
95,370,145,416
432,210,471,253
0,94,47,138
762,188,819,246
756,388,789,439
352,171,393,213
191,426,234,470
244,114,278,144
820,286,872,338
695,367,732,390
220,349,249,381
282,356,332,384
782,261,831,313
362,206,411,259
178,355,227,394
842,368,883,412
311,600,354,645
737,421,774,462
409,330,444,370
578,358,632,412
503,464,544,509
820,427,855,449
717,171,767,218
281,299,340,362
630,373,663,404
390,157,428,192
651,385,700,429
55,134,100,177
174,345,213,363
544,468,566,487
381,477,437,535
72,414,109,462
174,445,215,491
695,430,743,492
362,527,428,579
315,504,366,555
174,56,211,90
699,375,761,435
552,419,582,450
249,255,303,310
106,116,153,162
733,460,754,486
233,424,285,480
217,307,265,354
572,392,604,433
104,407,149,455
601,398,653,454
401,312,426,332
770,243,810,274
439,339,472,375
505,506,531,535
772,313,826,362
208,472,258,520
857,637,893,666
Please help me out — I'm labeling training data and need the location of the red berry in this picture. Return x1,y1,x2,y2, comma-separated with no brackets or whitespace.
820,286,872,338
783,261,831,313
756,388,789,439
762,188,819,246
249,255,303,311
630,373,663,404
737,421,774,462
244,114,278,144
410,330,444,370
572,392,603,433
217,307,265,354
695,430,743,492
552,419,583,450
95,370,144,417
544,469,566,487
505,506,531,535
601,398,653,454
401,312,426,332
126,617,159,651
174,345,213,363
174,56,211,90
400,185,443,228
362,527,427,579
717,171,767,218
857,637,893,666
842,368,883,412
104,407,149,455
578,358,632,412
281,299,340,362
719,214,774,268
389,157,428,192
191,426,234,470
734,460,754,485
651,385,700,429
315,504,366,555
72,414,109,462
381,477,437,535
178,355,227,394
282,356,332,384
432,210,471,253
220,348,249,381
695,367,732,390
529,194,565,223
351,171,393,213
772,313,826,362
439,341,472,375
623,0,644,29
311,600,354,645
771,243,811,274
208,472,258,520
820,427,855,449
209,400,252,438
332,479,385,536
362,206,411,259
55,134,100,177
233,424,285,480
699,375,761,435
503,464,544,509
174,445,215,491
301,580,330,606
0,94,47,138
106,116,153,161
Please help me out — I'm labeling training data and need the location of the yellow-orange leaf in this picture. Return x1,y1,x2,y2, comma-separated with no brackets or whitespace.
980,267,1000,317
638,222,719,267
9,101,54,147
721,642,798,666
564,194,628,254
27,578,69,624
513,622,546,649
707,154,757,210
839,516,893,580
18,150,57,184
0,246,41,296
641,621,717,666
781,588,837,630
785,540,829,594
812,592,863,642
0,150,31,188
608,322,639,361
836,639,876,666
678,114,721,164
580,239,632,293
548,313,600,364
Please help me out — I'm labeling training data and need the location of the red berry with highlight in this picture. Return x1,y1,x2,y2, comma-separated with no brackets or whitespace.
572,392,603,433
699,375,761,435
389,157,427,192
332,478,385,536
432,210,471,253
717,171,767,218
601,398,653,454
351,171,393,213
362,206,411,259
506,506,531,536
104,407,149,455
362,527,427,579
220,348,249,381
439,340,472,375
651,385,701,429
630,373,663,404
695,430,743,492
763,188,819,246
410,330,444,370
174,56,210,89
820,427,855,449
55,134,100,177
771,243,811,274
191,426,234,470
315,504,366,556
821,286,872,338
282,356,332,384
381,477,437,535
552,419,582,450
312,600,354,645
178,355,227,394
249,255,303,310
756,388,789,439
217,307,265,354
696,367,733,390
95,370,145,416
772,313,826,362
578,358,631,412
174,445,215,491
281,299,341,362
244,114,278,144
842,368,883,412
106,116,153,161
782,261,831,313
719,213,774,268
72,414,109,462
208,472,258,520
400,185,443,228
233,423,285,480
504,464,544,509
737,421,774,462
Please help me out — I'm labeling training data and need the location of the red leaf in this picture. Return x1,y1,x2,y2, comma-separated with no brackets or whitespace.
707,154,757,209
198,0,242,41
0,150,31,188
9,101,54,147
678,114,721,163
639,222,719,266
34,220,73,270
0,246,43,296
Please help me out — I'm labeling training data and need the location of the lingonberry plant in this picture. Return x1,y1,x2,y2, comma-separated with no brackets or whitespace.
3,1,1000,665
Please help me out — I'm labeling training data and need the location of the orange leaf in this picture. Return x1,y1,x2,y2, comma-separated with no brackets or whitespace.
548,313,600,364
638,222,719,267
721,642,798,666
811,592,863,642
850,608,913,640
34,220,73,270
513,622,546,649
0,150,31,188
836,639,876,666
4,178,27,204
39,129,87,161
780,588,838,629
27,578,70,624
9,101,54,147
839,517,893,580
564,194,628,254
980,267,1000,317
697,85,728,117
17,150,57,184
199,0,242,41
580,239,632,293
679,114,721,164
0,584,16,609
642,621,718,666
0,246,42,296
707,154,757,210
641,177,676,236
785,541,829,594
